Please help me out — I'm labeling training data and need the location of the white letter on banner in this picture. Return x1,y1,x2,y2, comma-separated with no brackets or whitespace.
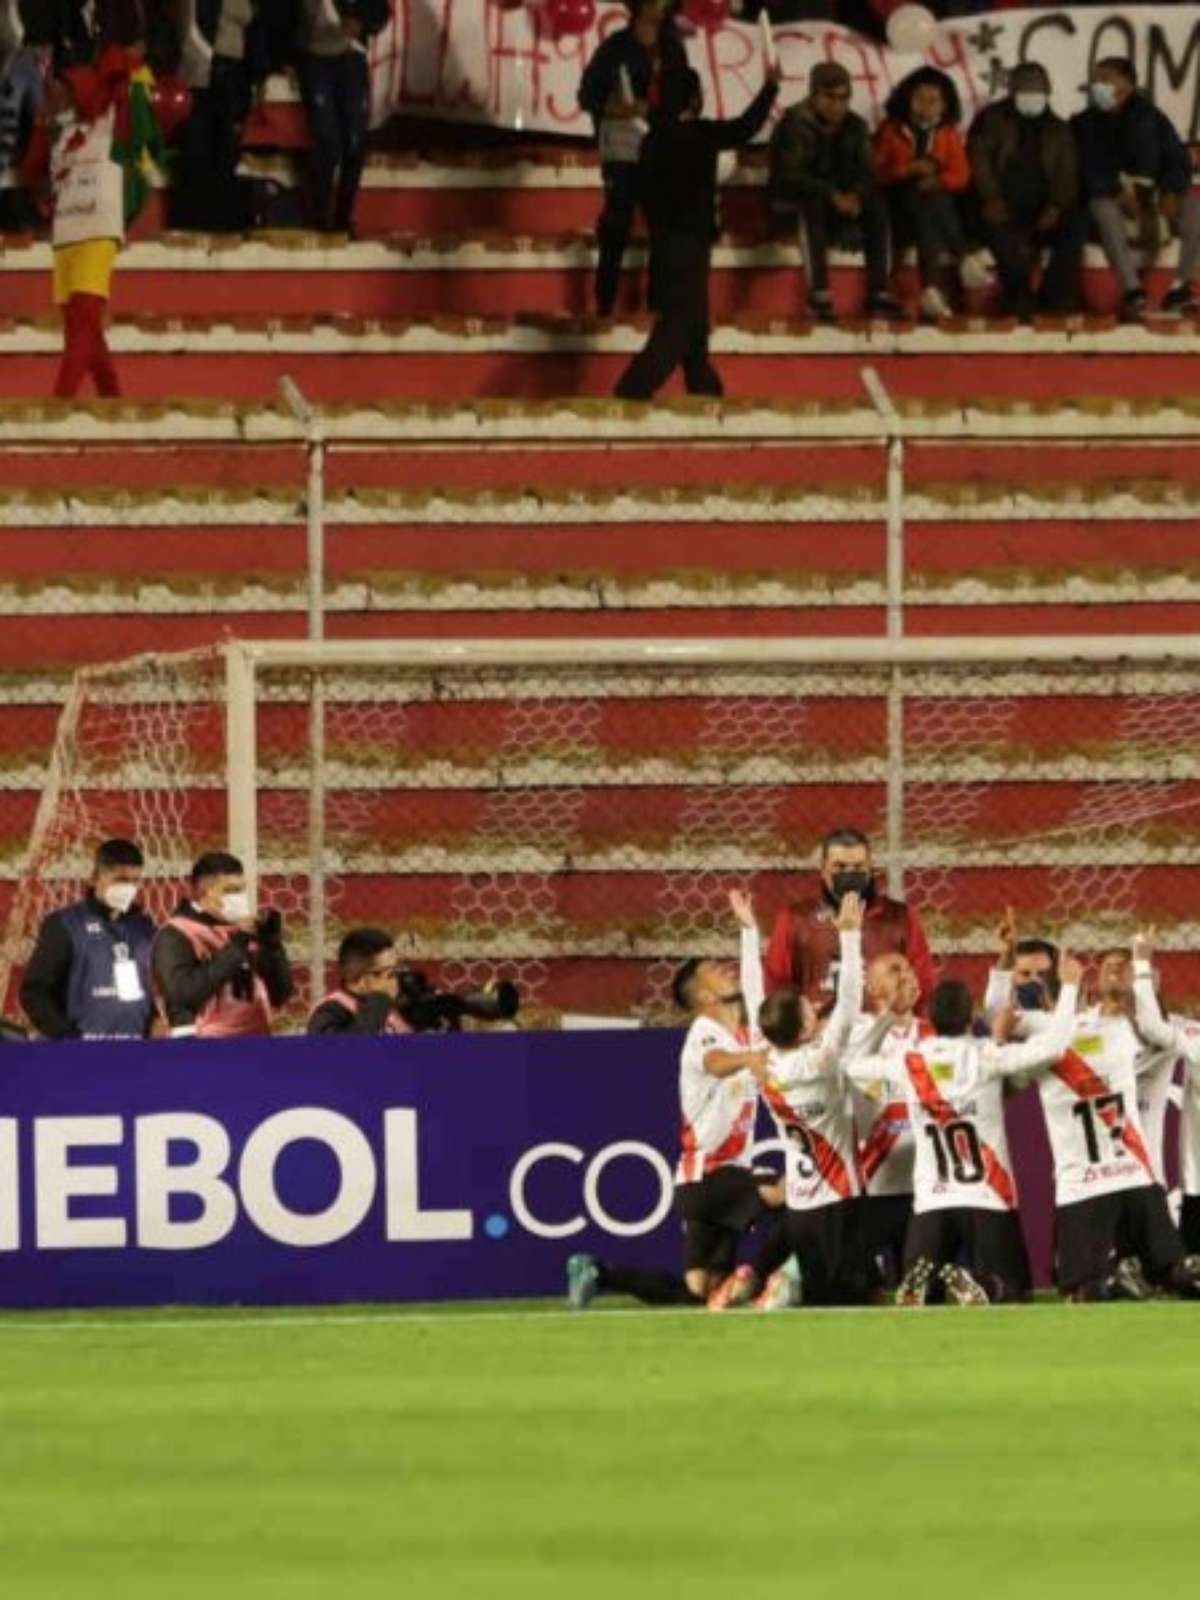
583,1142,674,1238
509,1142,586,1240
35,1117,127,1249
0,1120,17,1250
384,1109,474,1241
135,1114,237,1251
239,1109,376,1247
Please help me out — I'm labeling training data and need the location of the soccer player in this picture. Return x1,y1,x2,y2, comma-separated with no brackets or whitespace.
734,888,871,1309
987,921,1200,1300
848,951,929,1292
1131,929,1200,1253
566,895,784,1310
853,958,1082,1306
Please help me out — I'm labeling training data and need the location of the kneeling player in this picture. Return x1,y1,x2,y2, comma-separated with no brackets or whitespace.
989,927,1200,1301
567,899,784,1310
853,958,1081,1305
737,889,872,1308
1133,931,1200,1269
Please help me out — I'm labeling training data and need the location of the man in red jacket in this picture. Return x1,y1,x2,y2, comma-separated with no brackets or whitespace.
764,826,935,1011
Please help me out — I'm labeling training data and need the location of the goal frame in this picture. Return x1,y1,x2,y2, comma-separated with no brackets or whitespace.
223,634,1200,996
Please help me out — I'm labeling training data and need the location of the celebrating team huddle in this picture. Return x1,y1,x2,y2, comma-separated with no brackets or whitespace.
568,879,1200,1311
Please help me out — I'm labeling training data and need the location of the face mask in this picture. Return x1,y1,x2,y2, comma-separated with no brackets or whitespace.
102,882,138,915
1015,979,1048,1011
1015,92,1047,118
1090,82,1117,112
221,891,251,922
830,869,872,901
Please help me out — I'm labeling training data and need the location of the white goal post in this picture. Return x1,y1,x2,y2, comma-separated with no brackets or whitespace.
5,633,1200,1029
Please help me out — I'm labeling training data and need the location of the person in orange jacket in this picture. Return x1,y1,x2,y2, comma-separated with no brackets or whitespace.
873,66,970,322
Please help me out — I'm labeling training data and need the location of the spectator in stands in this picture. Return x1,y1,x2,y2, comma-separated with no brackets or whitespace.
295,0,388,236
578,0,689,318
874,66,970,321
24,0,95,73
968,62,1085,319
20,838,158,1040
171,0,255,231
0,14,42,230
768,60,900,322
307,927,412,1035
153,850,293,1037
614,59,779,400
1073,57,1200,319
764,825,936,1010
25,0,161,398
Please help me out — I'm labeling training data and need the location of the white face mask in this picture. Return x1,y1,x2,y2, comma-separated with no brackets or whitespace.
220,891,251,922
102,882,138,915
1090,81,1118,112
1015,91,1048,118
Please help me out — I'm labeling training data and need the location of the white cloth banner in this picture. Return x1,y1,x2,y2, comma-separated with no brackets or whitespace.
366,4,1200,140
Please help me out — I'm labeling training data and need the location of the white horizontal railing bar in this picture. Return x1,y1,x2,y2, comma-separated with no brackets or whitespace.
230,636,1200,672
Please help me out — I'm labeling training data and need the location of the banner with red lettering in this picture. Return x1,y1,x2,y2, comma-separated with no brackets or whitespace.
367,4,1200,138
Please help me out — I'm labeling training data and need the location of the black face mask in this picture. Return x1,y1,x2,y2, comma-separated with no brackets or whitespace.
830,869,873,902
1015,980,1047,1011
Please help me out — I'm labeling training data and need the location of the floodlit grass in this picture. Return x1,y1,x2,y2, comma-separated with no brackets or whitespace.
0,1300,1196,1598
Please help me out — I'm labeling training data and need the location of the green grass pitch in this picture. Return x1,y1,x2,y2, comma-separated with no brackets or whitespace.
0,1300,1196,1599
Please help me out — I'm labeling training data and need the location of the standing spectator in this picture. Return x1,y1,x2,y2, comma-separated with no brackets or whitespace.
0,18,41,230
170,0,255,231
578,0,689,318
295,0,388,236
768,60,900,323
764,826,936,1010
20,838,157,1040
1073,57,1200,319
153,850,294,1037
24,0,164,398
307,927,411,1035
968,62,1085,319
874,66,970,321
613,61,779,401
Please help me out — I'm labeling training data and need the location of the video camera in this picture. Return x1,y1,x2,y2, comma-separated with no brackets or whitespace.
396,968,520,1034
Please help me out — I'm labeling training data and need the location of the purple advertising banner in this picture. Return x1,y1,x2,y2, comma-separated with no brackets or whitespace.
0,1030,1077,1308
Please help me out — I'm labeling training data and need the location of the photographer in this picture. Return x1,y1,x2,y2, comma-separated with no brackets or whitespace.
307,927,411,1036
152,850,293,1037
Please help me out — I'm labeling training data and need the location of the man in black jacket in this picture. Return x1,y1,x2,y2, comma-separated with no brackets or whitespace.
1073,57,1200,318
153,851,293,1037
614,59,780,401
968,62,1086,317
20,837,157,1040
307,927,410,1035
578,0,690,317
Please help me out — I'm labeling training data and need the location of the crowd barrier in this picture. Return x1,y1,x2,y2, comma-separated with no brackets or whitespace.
0,1028,1085,1308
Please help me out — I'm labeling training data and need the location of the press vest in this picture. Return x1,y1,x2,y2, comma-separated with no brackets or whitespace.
59,897,156,1039
157,913,273,1037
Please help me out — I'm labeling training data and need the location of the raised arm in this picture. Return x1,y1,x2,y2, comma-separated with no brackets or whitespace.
730,888,765,1038
1132,928,1198,1060
814,894,865,1065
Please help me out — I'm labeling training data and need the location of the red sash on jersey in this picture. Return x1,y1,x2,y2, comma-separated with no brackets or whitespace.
905,1051,1017,1209
858,1020,930,1181
1052,1049,1156,1182
761,1080,854,1200
860,1102,907,1182
679,1100,755,1182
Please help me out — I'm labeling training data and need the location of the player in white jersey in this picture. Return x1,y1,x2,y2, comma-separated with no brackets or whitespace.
1132,930,1200,1257
567,901,784,1310
847,951,929,1291
733,889,869,1307
986,920,1199,1300
851,960,1081,1305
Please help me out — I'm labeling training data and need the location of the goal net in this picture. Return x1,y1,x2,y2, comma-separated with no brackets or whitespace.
3,639,1200,1027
